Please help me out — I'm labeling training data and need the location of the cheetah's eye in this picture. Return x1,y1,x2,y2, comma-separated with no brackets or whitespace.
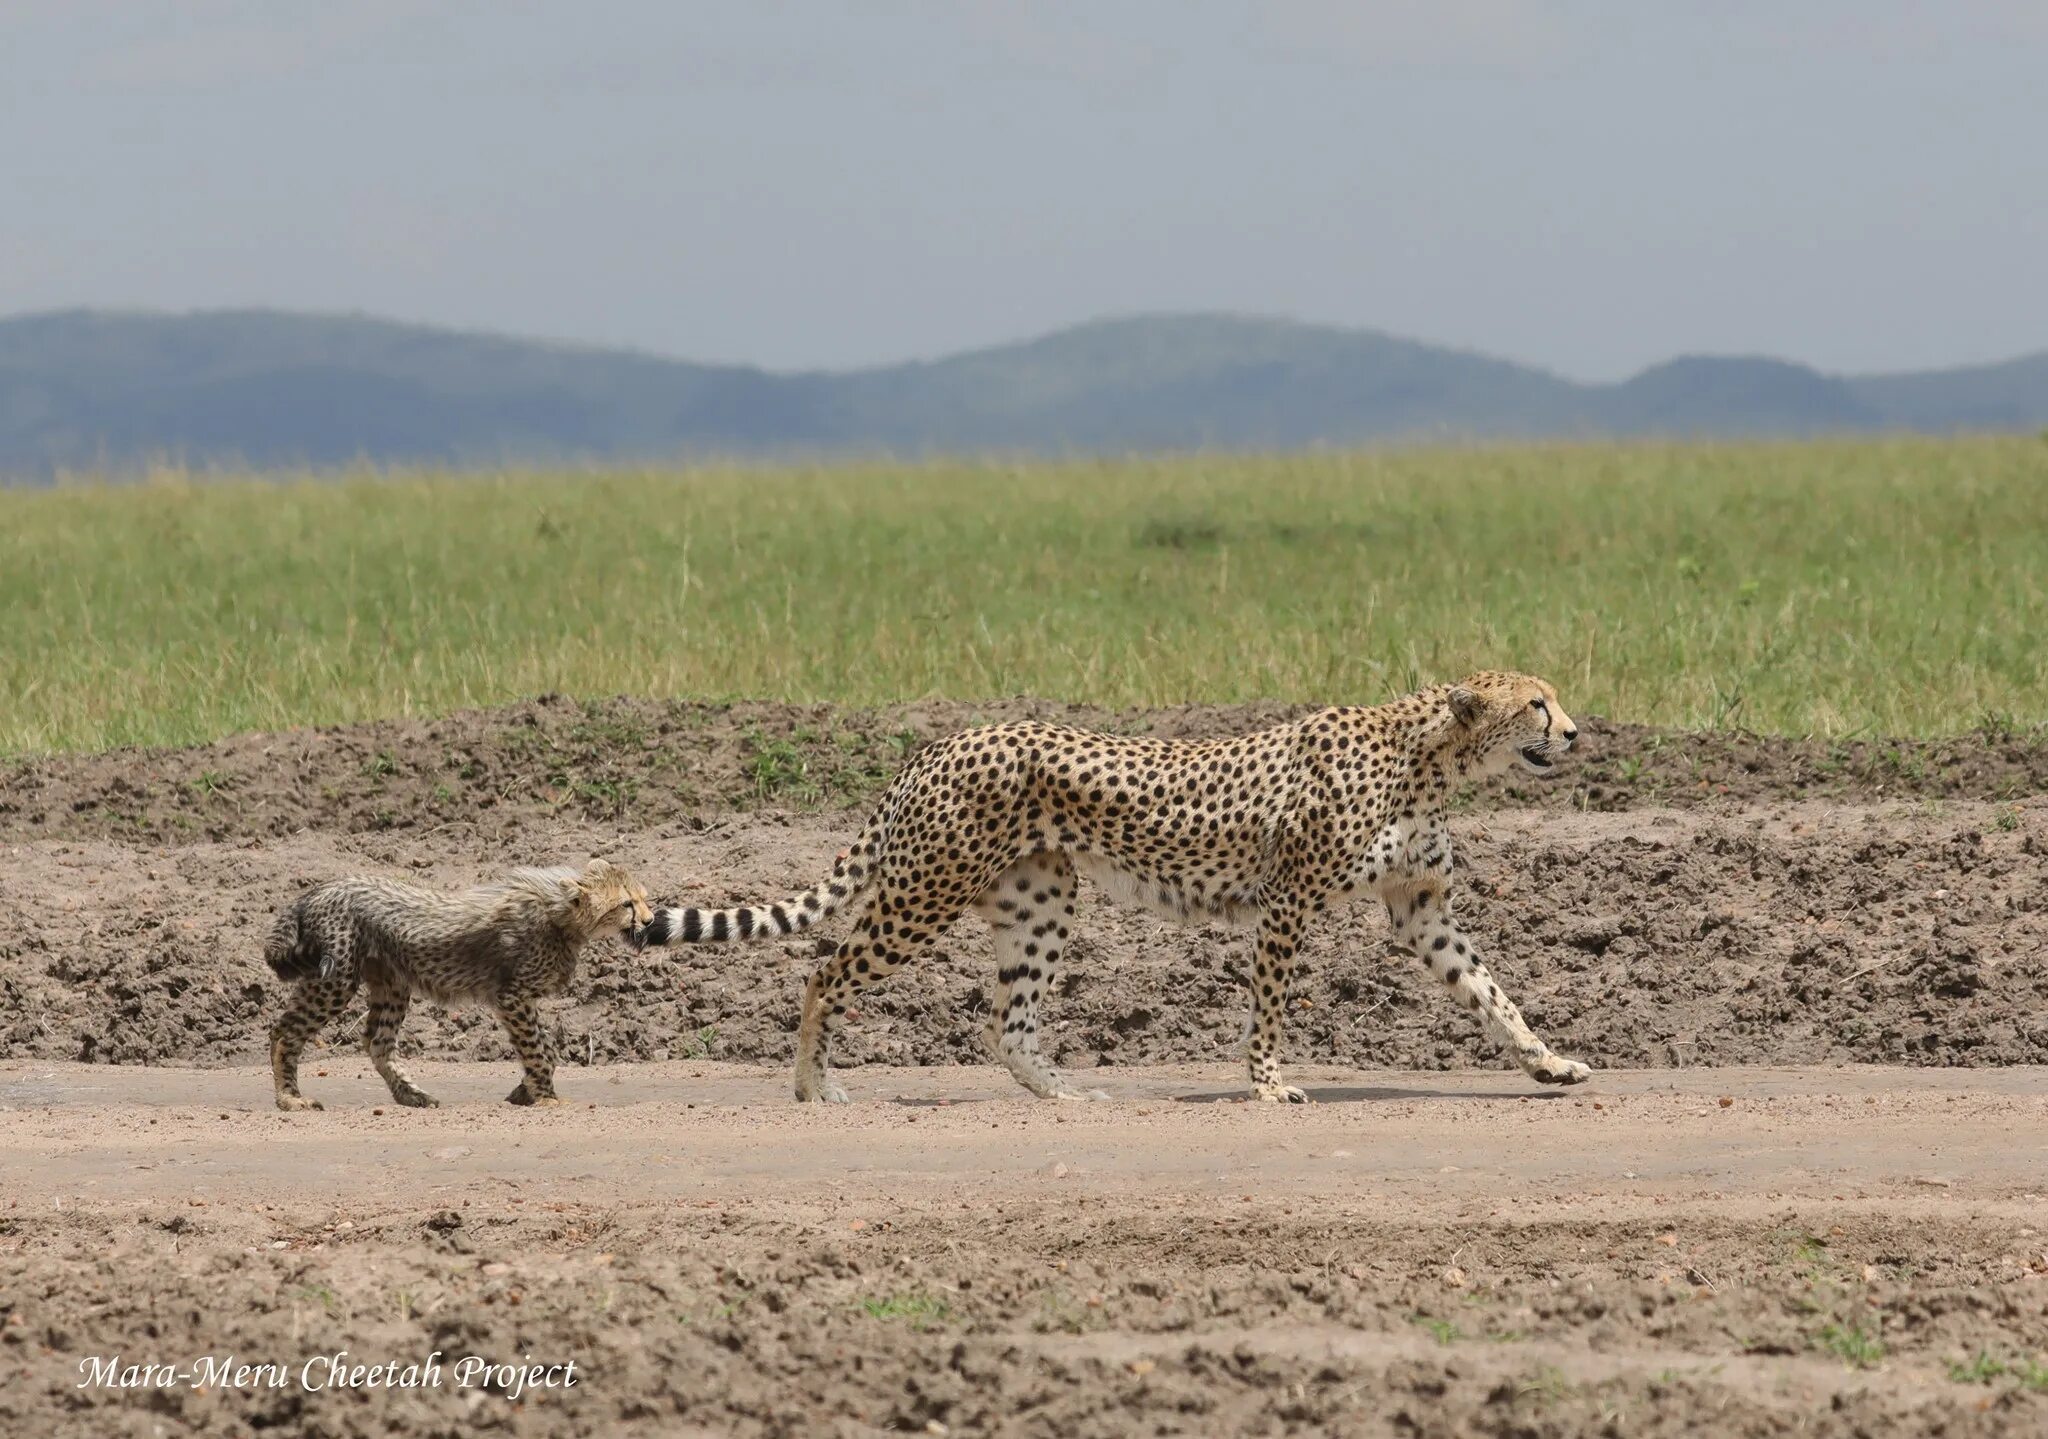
1530,699,1547,713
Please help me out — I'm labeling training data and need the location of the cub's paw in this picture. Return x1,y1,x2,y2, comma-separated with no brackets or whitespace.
1252,1083,1311,1104
392,1088,441,1109
1051,1087,1112,1102
275,1094,323,1112
1528,1054,1592,1086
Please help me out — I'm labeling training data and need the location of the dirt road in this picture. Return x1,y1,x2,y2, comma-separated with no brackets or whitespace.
4,1060,2045,1437
3,699,2046,1435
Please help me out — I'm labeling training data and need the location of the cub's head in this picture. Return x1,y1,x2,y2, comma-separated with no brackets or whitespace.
573,858,656,940
1442,671,1579,778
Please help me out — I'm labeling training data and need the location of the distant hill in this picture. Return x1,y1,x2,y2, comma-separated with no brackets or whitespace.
1,308,2042,477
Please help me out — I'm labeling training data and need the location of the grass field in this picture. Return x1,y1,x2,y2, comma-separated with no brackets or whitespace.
3,437,2045,754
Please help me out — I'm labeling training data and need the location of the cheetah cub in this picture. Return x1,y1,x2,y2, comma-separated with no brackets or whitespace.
264,859,653,1112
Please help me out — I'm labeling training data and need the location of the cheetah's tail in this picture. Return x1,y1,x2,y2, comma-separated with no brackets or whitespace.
262,903,324,982
635,821,884,948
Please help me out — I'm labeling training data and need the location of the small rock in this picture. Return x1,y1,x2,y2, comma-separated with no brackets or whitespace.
1656,1232,1678,1247
1562,915,1624,953
1718,1097,1734,1108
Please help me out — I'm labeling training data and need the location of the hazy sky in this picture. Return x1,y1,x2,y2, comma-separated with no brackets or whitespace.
5,2,2044,379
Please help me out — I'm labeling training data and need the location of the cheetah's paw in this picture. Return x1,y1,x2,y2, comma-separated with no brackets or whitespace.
1252,1083,1311,1104
275,1094,323,1112
1528,1054,1592,1086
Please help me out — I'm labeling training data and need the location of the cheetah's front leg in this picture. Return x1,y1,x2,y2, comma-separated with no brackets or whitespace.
1245,901,1309,1103
1384,881,1590,1085
496,995,561,1105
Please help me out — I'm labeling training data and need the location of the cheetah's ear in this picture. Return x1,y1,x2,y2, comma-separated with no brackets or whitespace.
1447,686,1484,727
571,860,612,909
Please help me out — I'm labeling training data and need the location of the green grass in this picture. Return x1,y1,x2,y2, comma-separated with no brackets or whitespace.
4,437,2046,753
1817,1320,1885,1369
856,1293,952,1329
1409,1314,1462,1345
1949,1351,2048,1390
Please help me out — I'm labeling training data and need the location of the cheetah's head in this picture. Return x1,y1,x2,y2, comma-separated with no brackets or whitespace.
574,858,656,941
1444,671,1579,779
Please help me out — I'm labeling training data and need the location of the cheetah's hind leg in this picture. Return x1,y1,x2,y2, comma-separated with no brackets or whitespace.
795,886,955,1104
270,974,355,1111
364,984,439,1108
972,854,1107,1102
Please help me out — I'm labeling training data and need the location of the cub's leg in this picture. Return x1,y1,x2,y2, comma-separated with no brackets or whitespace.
970,852,1103,1100
1384,878,1590,1085
1246,898,1309,1102
364,983,439,1108
271,974,356,1111
497,994,560,1105
795,885,953,1104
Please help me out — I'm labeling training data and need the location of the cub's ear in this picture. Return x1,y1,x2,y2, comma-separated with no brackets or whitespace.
1447,686,1484,726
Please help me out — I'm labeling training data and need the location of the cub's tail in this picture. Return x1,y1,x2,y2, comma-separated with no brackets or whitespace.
262,901,324,982
636,821,883,948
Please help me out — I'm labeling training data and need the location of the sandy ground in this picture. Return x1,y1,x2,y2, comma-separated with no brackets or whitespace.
3,700,2046,1435
3,1061,2045,1437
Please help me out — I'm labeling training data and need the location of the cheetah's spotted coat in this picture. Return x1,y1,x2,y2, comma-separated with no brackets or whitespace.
638,672,1590,1103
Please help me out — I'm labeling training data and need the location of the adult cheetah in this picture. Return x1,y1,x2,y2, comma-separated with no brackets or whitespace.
636,672,1591,1103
